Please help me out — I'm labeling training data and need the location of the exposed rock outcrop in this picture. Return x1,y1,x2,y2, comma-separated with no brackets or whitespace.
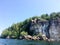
49,18,60,41
29,18,60,41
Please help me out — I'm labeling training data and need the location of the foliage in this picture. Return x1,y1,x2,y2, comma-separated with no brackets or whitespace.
1,12,60,39
41,14,50,20
20,31,28,36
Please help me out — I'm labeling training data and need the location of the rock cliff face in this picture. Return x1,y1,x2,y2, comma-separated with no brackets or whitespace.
49,18,60,41
29,18,60,41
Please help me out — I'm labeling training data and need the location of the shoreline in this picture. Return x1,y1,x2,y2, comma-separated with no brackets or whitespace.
0,35,59,42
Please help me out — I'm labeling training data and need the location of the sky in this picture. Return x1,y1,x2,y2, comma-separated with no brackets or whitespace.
0,0,60,35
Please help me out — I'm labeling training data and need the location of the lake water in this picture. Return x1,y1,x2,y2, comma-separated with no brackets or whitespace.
0,39,60,45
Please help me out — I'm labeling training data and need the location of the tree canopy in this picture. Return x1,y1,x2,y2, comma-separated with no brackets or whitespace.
1,12,60,39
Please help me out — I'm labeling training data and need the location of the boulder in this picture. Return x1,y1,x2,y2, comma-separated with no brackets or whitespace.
24,35,33,40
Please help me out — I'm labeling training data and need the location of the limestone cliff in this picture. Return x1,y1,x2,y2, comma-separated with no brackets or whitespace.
29,18,60,41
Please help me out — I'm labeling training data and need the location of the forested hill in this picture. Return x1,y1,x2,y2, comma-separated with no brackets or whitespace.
1,12,60,39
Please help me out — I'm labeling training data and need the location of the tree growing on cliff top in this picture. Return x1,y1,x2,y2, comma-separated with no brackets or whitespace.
1,12,60,39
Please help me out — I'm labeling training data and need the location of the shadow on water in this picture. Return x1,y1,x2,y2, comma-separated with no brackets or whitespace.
24,40,60,45
24,40,52,45
0,39,60,45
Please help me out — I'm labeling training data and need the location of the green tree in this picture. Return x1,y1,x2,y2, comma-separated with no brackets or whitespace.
41,14,50,20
